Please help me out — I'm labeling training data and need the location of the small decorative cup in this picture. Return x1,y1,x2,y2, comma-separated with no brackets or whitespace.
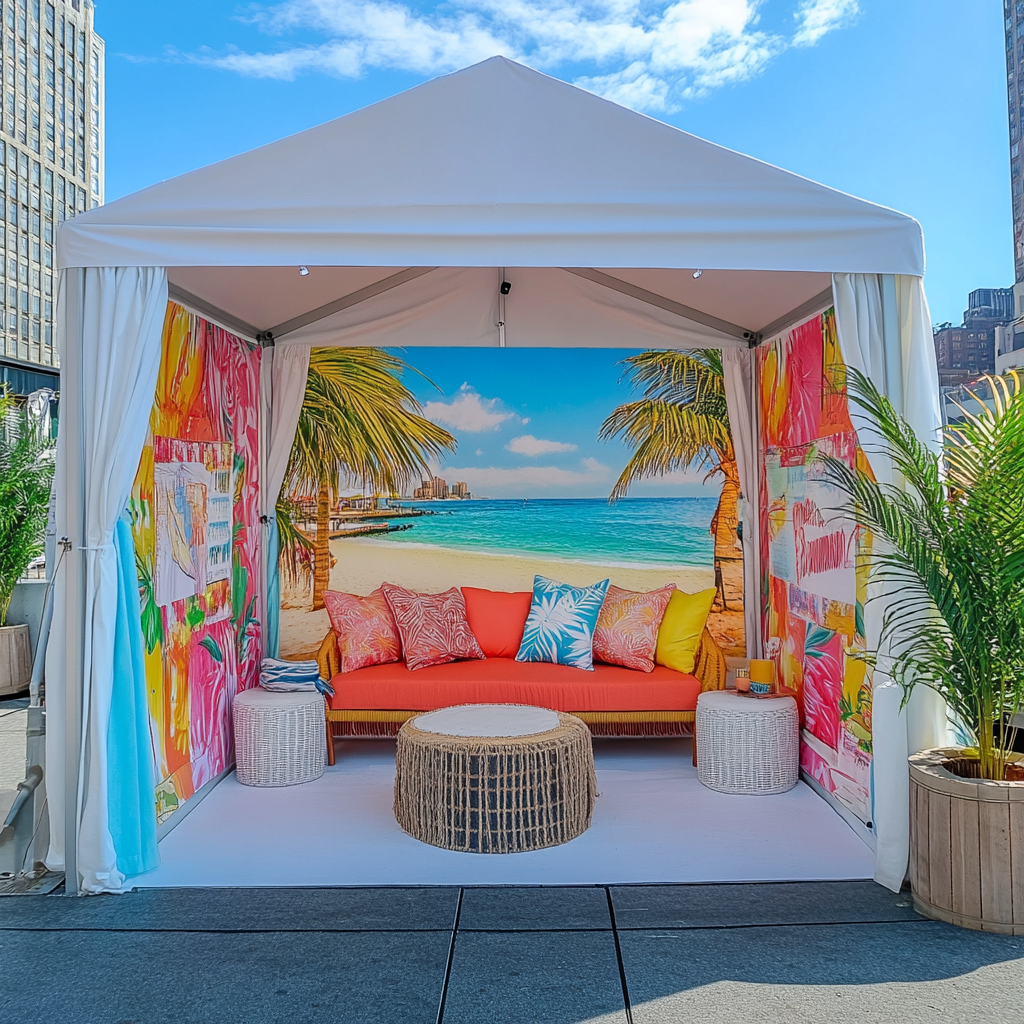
749,659,775,690
734,668,751,693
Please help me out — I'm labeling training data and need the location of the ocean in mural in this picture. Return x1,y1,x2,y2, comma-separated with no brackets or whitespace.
373,496,717,568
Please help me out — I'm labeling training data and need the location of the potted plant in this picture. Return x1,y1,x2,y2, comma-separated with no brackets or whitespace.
0,386,55,696
824,369,1024,933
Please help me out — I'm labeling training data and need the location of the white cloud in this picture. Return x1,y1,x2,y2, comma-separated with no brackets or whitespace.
792,0,859,47
421,384,516,432
192,0,859,111
506,434,578,456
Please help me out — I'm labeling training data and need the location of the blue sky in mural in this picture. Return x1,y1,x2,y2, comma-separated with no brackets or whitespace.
391,348,712,499
98,1,1007,325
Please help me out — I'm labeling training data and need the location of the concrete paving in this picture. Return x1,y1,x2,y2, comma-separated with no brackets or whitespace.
2,881,1023,1024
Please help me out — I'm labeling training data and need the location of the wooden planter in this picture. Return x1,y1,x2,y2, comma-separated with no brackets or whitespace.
0,623,31,697
910,747,1024,934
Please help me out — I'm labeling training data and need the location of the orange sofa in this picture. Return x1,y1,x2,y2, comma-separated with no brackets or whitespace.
316,626,727,764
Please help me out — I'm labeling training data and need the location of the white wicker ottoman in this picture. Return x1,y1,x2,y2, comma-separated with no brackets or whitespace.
695,691,799,795
232,688,326,787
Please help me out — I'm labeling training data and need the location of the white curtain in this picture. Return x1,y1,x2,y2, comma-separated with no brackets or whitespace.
721,347,760,658
832,272,947,892
46,267,168,893
260,345,310,657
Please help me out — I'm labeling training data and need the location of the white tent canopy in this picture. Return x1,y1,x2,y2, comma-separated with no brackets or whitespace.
48,56,943,897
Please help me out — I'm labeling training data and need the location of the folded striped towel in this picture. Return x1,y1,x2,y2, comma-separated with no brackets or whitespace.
259,658,334,698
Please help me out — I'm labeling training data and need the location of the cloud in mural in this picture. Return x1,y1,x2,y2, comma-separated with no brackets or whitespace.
191,0,860,112
445,457,611,493
422,384,518,432
506,434,578,456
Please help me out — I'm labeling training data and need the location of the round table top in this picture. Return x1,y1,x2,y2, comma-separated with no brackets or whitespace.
697,690,797,714
413,704,560,738
235,686,323,709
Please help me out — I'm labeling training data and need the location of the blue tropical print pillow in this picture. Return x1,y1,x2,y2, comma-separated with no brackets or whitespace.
515,575,610,671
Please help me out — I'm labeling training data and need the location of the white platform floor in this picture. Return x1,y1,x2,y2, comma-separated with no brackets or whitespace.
128,739,875,888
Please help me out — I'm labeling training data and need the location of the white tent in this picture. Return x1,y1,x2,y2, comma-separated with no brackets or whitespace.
48,56,944,894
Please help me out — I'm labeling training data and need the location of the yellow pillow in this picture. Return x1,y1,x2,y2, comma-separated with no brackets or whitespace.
655,587,716,674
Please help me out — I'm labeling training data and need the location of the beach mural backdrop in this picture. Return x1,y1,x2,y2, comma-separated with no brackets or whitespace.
758,307,874,826
276,347,744,661
129,303,262,824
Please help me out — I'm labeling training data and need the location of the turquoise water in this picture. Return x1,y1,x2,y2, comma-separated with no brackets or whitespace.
373,497,716,568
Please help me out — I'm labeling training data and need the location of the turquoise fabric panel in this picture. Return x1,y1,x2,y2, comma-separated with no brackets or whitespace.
515,574,609,671
266,518,281,660
106,516,158,878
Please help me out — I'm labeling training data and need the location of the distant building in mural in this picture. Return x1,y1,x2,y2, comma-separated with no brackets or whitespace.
452,481,470,499
414,475,450,500
0,0,102,384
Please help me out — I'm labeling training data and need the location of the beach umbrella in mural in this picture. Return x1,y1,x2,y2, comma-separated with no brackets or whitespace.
600,350,740,559
281,347,456,610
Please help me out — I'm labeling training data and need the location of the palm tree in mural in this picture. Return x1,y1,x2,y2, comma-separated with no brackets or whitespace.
599,350,740,557
279,348,457,610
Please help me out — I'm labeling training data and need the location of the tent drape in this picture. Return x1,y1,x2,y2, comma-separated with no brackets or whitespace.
832,272,947,892
46,266,168,893
105,516,158,878
721,347,760,658
260,345,310,658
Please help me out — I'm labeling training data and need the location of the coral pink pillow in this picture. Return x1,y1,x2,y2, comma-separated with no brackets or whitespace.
381,583,485,671
323,588,402,673
593,583,676,673
461,588,533,659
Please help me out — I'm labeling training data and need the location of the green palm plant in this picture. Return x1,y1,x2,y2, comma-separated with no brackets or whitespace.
599,349,740,555
822,369,1024,781
0,387,55,624
279,348,457,609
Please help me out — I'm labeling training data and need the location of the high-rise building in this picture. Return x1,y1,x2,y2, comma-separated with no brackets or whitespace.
1005,1,1024,368
0,0,103,390
932,287,1013,389
413,476,450,500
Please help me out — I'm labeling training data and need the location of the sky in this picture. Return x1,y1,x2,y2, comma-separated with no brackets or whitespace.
97,1,1010,326
384,348,712,499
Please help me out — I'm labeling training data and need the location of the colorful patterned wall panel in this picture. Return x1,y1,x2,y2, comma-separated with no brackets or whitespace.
129,303,262,824
758,307,874,825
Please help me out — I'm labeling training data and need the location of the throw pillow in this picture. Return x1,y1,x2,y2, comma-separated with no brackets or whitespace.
515,575,610,671
461,587,533,659
381,583,485,671
322,588,401,673
655,587,717,674
593,583,677,673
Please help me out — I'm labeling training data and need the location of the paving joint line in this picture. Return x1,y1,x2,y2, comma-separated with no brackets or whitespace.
435,886,463,1024
605,886,634,1024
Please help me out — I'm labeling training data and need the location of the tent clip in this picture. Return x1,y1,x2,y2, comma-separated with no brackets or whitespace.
256,331,275,348
744,331,762,349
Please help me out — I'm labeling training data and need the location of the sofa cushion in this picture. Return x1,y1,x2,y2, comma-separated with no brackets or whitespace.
593,583,676,673
327,657,701,713
381,583,485,671
462,587,533,659
516,575,610,671
655,587,717,674
322,588,401,673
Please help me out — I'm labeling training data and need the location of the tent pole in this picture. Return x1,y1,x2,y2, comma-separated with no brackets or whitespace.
62,268,85,896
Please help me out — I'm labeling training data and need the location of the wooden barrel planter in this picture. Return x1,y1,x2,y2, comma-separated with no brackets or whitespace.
0,623,31,697
909,748,1024,934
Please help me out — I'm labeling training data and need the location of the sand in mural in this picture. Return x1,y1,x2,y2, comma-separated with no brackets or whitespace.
129,304,262,824
277,347,744,661
758,307,874,825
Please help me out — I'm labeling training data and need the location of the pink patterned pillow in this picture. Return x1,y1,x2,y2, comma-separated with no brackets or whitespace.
380,583,485,672
593,583,677,672
323,589,401,673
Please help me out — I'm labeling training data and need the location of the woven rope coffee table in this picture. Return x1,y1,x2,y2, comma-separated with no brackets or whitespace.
695,690,799,795
394,704,596,853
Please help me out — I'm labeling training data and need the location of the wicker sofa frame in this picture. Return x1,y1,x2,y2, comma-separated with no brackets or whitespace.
316,626,727,763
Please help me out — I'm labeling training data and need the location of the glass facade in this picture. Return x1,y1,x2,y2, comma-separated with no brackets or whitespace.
0,0,103,369
1008,1,1024,285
